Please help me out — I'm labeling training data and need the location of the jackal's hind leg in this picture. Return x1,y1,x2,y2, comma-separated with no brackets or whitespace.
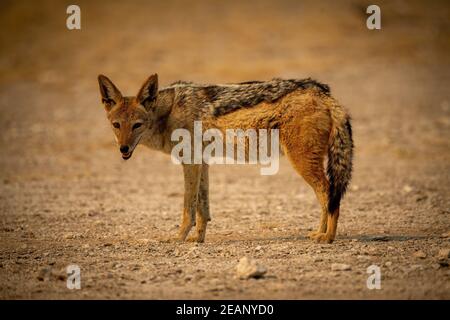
282,117,336,243
287,155,332,243
311,208,339,244
179,164,202,242
306,177,329,240
299,166,332,243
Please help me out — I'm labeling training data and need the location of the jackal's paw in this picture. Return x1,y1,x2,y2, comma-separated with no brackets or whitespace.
195,234,205,243
185,236,197,243
308,231,322,239
186,235,205,243
177,236,189,243
178,226,194,242
310,232,334,244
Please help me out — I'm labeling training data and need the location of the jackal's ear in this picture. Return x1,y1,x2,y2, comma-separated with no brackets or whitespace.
137,74,158,110
98,75,122,111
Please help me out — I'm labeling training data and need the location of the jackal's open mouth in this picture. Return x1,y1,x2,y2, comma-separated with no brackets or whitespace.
121,151,133,160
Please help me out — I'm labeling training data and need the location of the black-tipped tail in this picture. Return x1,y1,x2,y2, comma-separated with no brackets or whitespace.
327,116,354,213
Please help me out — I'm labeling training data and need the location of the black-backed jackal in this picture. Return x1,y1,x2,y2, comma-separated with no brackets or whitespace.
98,74,353,243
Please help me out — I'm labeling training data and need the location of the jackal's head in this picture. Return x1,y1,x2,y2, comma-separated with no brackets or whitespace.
98,74,159,160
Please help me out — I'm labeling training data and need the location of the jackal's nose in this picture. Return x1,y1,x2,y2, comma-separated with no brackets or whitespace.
120,145,129,154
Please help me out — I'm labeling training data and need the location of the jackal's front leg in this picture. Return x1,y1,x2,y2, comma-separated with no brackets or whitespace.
195,164,211,243
179,164,202,242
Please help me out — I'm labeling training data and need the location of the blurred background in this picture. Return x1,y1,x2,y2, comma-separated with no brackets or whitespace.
0,0,449,299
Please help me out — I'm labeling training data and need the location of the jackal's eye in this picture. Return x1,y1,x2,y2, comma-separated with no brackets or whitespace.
112,122,120,129
132,123,143,130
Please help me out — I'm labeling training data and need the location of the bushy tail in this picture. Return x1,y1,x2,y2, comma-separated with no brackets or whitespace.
327,108,354,213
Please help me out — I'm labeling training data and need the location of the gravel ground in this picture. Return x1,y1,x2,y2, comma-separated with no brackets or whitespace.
0,0,449,299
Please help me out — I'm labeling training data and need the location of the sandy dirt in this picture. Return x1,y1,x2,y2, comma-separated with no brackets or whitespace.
0,0,449,299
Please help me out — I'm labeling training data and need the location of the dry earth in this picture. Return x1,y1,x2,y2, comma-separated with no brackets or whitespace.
0,0,449,299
